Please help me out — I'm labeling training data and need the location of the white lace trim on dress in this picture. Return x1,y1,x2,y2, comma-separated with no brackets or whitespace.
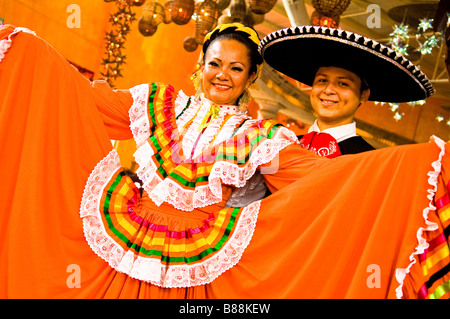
149,127,296,211
0,26,36,62
79,148,261,287
128,85,298,211
394,135,446,299
128,84,164,195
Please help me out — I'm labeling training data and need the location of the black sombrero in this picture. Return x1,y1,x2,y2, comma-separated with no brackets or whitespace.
259,26,435,103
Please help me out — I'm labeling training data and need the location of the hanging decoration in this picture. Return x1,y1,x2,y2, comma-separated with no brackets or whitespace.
138,16,159,36
183,36,199,51
140,1,166,28
137,0,164,37
310,0,350,28
135,0,267,51
171,0,196,25
247,0,277,15
389,18,444,58
374,101,404,121
311,0,351,17
374,100,450,126
374,100,427,122
385,15,449,124
163,1,173,23
388,23,410,55
130,0,147,5
100,0,276,80
194,0,220,44
310,10,340,28
416,18,440,55
100,1,137,86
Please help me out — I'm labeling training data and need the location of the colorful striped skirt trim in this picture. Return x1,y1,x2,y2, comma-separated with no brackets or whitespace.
80,149,260,288
416,181,450,299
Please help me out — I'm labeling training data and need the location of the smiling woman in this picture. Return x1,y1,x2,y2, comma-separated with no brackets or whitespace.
201,39,256,106
194,25,263,111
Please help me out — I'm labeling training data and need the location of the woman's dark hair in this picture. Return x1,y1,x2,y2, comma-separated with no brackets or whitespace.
360,76,370,94
202,27,263,77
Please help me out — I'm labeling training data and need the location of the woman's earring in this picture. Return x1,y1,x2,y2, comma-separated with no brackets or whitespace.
238,89,251,112
195,82,202,102
239,77,258,111
190,67,202,101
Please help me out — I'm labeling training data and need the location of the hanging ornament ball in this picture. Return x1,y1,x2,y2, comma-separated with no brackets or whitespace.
142,1,166,26
247,0,277,15
195,0,220,44
138,16,158,36
163,1,173,24
311,0,350,17
196,0,219,26
183,36,199,52
310,10,339,28
171,0,195,25
131,0,147,6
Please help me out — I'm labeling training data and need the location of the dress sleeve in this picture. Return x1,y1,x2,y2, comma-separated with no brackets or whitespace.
90,80,134,140
261,144,326,193
0,25,134,141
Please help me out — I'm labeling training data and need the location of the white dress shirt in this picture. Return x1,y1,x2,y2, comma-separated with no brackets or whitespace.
308,120,358,143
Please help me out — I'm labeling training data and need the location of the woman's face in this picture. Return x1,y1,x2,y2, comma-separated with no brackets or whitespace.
310,66,370,130
201,39,256,106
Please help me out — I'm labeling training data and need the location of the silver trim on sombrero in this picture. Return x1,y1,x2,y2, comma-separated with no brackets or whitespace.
259,26,435,99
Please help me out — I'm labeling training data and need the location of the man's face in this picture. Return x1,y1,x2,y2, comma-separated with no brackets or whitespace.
310,66,369,130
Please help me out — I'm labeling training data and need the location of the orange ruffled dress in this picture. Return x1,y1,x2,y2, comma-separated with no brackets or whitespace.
1,25,449,299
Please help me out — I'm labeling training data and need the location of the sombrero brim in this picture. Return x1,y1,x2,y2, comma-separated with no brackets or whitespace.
259,26,435,103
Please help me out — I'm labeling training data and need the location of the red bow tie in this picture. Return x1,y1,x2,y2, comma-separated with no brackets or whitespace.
298,131,342,158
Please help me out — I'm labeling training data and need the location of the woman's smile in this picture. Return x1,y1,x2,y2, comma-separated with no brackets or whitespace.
201,39,256,106
212,83,232,91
